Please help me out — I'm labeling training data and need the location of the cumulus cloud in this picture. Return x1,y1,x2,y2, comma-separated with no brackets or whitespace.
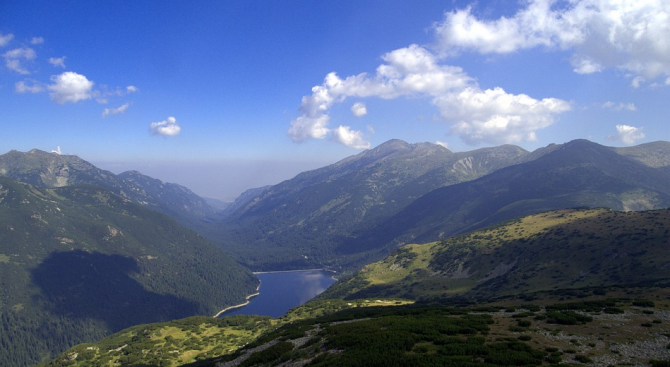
351,102,367,117
49,56,66,68
30,37,44,45
608,124,645,145
149,116,181,136
434,0,670,82
602,101,636,111
0,32,14,47
102,103,130,117
3,47,36,74
15,79,44,93
126,85,138,93
331,126,370,149
437,87,571,145
47,71,94,104
288,44,570,147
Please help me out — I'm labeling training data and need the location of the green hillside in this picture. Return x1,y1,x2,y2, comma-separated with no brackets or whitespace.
47,293,670,367
0,177,258,367
323,208,670,301
44,207,670,367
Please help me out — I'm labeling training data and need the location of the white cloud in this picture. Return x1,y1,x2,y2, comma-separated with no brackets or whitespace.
15,79,44,93
0,32,14,47
287,115,330,142
351,102,367,117
3,47,36,74
572,56,603,74
47,71,94,104
434,0,670,81
149,116,181,136
49,56,66,68
94,84,139,103
631,76,645,88
30,37,44,45
437,87,571,145
288,44,570,147
602,101,636,111
102,103,130,117
331,126,370,149
608,124,645,145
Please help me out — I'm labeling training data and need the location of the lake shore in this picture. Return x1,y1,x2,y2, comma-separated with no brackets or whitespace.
213,282,261,318
213,269,338,318
252,268,336,275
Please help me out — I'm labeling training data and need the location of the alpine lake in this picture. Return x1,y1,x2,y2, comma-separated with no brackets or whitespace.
219,269,337,318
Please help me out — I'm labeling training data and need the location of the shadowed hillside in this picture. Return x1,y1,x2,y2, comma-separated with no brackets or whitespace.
0,177,257,367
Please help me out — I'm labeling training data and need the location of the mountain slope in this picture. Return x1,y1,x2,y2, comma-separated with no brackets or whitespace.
0,149,216,228
43,206,670,367
0,177,257,367
216,139,527,270
323,207,670,301
355,139,670,248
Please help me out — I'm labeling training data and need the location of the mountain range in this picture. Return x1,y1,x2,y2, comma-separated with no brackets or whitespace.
2,138,670,366
214,139,670,271
0,149,217,229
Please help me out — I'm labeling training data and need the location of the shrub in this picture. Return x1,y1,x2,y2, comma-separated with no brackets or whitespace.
517,320,532,328
575,355,593,363
633,300,655,307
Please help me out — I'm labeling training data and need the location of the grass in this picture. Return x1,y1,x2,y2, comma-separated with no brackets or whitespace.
325,208,670,302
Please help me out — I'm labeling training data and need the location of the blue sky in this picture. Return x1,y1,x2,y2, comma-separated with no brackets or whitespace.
2,1,669,200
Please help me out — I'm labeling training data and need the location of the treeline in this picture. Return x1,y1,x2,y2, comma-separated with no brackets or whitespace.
0,310,107,367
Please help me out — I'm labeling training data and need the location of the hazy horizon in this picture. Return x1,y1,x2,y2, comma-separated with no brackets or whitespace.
3,1,669,198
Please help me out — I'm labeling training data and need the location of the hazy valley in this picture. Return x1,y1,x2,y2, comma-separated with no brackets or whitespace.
1,139,670,366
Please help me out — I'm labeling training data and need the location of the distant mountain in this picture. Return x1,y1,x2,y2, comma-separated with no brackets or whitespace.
614,141,670,175
216,139,528,270
0,149,216,227
323,207,670,301
355,139,670,249
204,197,232,211
0,177,258,367
117,170,216,225
218,185,271,217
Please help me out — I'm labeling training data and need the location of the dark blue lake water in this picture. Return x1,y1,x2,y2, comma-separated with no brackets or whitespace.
220,269,337,318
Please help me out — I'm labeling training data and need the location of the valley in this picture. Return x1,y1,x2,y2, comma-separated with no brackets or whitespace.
42,205,670,366
1,138,669,366
5,2,670,366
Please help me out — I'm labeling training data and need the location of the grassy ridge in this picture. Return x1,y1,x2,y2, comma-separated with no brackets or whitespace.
324,208,670,301
42,316,275,367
